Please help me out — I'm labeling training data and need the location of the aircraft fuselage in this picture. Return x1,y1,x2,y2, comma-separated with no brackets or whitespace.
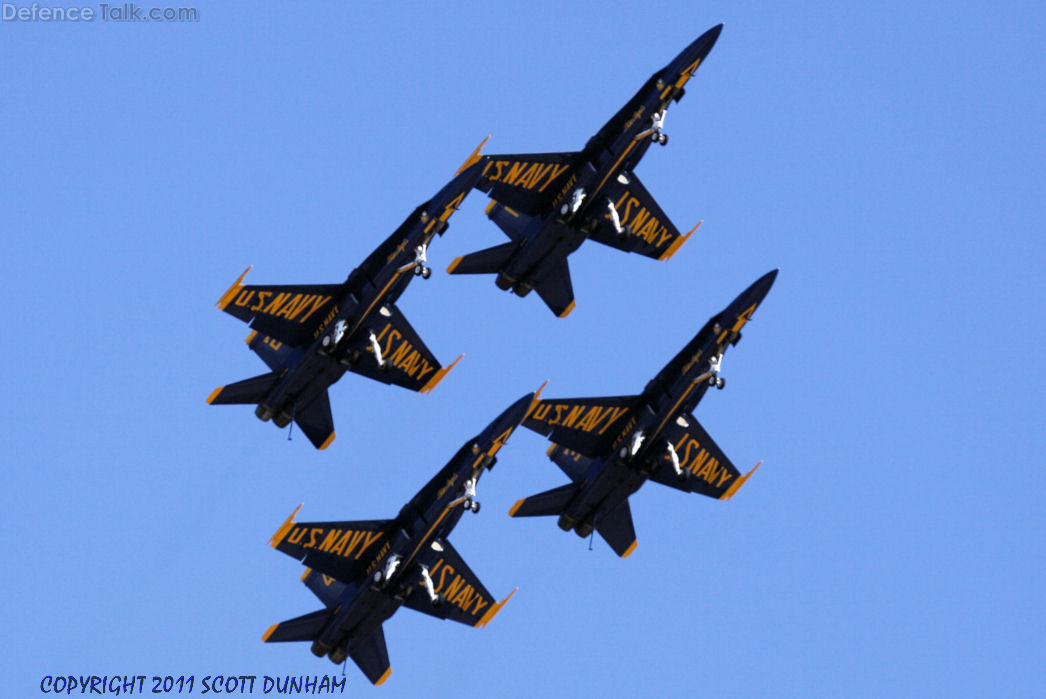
255,257,419,423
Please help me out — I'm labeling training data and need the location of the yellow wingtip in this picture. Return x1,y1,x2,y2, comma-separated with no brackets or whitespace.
659,220,702,262
557,300,576,318
244,330,258,346
446,256,464,274
420,354,464,394
300,567,312,582
545,442,558,457
508,498,526,517
318,432,336,450
269,503,303,548
216,265,252,309
622,540,638,558
261,623,278,642
475,587,518,628
525,380,549,419
206,386,224,404
455,135,490,175
720,460,763,501
375,668,392,686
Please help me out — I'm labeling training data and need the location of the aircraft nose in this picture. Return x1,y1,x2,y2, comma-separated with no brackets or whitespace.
693,23,724,55
747,269,778,302
479,391,538,447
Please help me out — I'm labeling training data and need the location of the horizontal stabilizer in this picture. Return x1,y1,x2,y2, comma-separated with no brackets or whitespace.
485,200,532,241
547,443,593,483
262,608,329,644
295,391,335,450
533,255,576,318
595,498,638,558
349,625,391,686
508,483,579,518
446,241,518,276
246,331,298,371
302,568,346,607
207,371,280,406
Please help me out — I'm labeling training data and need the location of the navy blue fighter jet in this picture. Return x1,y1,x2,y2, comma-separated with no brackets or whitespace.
510,270,776,556
207,147,487,449
446,25,722,317
261,391,538,684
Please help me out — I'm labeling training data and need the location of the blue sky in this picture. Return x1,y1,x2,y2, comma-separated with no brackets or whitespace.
2,1,1043,695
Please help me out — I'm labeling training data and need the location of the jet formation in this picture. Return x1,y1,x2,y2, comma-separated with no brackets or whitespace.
203,23,779,686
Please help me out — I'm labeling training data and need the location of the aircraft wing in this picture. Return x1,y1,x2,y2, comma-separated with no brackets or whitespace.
523,395,639,458
649,412,742,498
476,152,580,216
346,302,460,394
587,171,696,261
216,268,341,347
269,509,393,584
403,537,515,629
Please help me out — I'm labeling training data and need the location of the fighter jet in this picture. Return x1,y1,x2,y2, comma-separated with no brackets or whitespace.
207,148,487,449
510,270,776,556
262,391,538,684
446,24,723,317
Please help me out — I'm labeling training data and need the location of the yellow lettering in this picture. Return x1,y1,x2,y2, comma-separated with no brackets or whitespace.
355,530,383,560
318,528,342,552
717,470,733,488
299,295,332,323
262,292,290,315
387,339,412,370
539,163,571,192
251,291,271,312
435,561,452,593
444,574,465,602
517,162,543,189
688,448,709,476
597,406,631,435
416,360,435,382
306,527,322,549
287,526,306,545
452,584,474,609
383,329,402,357
329,530,356,556
629,208,651,237
275,293,303,320
472,595,490,616
502,161,527,186
234,289,254,307
560,404,586,429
